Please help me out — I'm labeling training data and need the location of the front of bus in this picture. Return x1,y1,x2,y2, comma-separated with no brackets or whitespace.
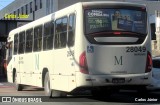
79,2,152,89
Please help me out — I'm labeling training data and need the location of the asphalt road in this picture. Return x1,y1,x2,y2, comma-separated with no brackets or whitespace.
0,78,160,105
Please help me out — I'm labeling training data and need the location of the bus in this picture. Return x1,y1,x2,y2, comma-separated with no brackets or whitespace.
6,1,152,97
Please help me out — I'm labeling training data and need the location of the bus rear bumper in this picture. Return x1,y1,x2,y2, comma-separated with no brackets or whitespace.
76,72,152,87
90,73,152,86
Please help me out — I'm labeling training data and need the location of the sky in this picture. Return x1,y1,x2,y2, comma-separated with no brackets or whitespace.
0,0,14,10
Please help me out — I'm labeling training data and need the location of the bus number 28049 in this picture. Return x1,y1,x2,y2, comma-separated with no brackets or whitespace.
126,47,146,53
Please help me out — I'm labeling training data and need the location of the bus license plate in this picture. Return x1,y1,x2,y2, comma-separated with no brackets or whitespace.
112,78,125,83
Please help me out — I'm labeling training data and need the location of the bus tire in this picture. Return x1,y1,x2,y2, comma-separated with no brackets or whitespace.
44,72,67,97
44,72,52,97
14,72,23,91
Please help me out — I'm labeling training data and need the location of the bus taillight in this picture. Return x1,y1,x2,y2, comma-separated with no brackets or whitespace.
145,51,152,73
79,51,89,74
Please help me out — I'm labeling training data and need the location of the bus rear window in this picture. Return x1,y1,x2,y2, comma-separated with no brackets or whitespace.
84,9,147,35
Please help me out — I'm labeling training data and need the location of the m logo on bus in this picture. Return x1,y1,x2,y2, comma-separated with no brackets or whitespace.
114,56,123,65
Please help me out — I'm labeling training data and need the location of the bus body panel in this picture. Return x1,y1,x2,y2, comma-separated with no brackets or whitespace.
86,45,147,75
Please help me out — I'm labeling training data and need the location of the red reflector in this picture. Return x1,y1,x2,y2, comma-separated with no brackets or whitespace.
114,32,121,35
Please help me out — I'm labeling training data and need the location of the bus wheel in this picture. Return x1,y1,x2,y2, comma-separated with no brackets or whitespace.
44,72,52,97
14,72,23,91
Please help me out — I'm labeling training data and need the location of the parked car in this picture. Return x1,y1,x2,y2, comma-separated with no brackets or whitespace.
147,57,160,90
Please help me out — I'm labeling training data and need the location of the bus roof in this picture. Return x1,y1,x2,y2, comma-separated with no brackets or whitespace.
82,1,146,7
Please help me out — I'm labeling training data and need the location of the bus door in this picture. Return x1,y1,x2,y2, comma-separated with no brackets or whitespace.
53,17,69,91
18,31,26,84
6,41,13,82
66,13,76,91
13,34,22,84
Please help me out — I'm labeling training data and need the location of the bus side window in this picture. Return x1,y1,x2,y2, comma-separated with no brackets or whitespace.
18,31,25,54
68,14,76,47
34,25,42,52
43,21,54,51
14,34,18,55
54,17,67,49
26,28,33,53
